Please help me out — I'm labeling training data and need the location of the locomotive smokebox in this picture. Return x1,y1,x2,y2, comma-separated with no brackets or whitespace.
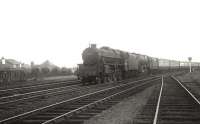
82,45,98,65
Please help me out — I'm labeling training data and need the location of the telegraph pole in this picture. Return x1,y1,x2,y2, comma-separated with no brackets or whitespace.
188,57,192,72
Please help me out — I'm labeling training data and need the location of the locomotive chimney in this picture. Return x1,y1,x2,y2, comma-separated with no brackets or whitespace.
91,44,96,48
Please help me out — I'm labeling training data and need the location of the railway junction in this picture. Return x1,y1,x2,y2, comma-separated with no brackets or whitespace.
1,0,200,123
1,45,200,124
0,72,200,124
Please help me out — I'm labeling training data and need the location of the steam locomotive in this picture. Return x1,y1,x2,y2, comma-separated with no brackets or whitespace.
78,44,200,85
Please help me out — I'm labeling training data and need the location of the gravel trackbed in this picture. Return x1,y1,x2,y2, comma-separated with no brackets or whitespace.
84,85,156,124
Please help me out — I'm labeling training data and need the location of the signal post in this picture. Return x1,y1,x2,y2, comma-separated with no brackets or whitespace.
188,57,192,72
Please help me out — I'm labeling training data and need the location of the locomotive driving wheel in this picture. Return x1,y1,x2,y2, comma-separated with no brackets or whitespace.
95,77,101,84
103,76,108,83
113,74,117,82
81,77,86,85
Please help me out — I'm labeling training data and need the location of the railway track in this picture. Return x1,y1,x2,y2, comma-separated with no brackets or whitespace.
176,80,200,101
0,76,160,124
1,80,130,121
134,76,200,124
0,80,80,97
0,83,82,106
0,77,145,106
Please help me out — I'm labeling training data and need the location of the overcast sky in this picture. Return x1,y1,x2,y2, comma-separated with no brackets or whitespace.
0,0,200,67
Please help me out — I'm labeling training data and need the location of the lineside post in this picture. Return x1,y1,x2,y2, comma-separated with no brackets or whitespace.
188,57,192,73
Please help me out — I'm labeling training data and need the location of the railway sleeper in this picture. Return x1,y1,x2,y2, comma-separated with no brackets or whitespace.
133,119,153,124
45,110,72,114
159,116,200,121
158,120,200,124
160,111,199,115
70,115,92,119
68,105,88,108
77,112,98,117
160,107,196,110
60,119,84,124
37,113,62,116
27,115,56,120
159,114,200,120
19,119,45,124
135,115,155,120
160,104,196,106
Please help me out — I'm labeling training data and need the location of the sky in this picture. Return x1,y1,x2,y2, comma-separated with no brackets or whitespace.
0,0,200,67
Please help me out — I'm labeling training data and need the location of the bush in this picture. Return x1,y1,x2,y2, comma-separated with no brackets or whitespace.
31,67,40,78
61,67,73,75
41,67,50,74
